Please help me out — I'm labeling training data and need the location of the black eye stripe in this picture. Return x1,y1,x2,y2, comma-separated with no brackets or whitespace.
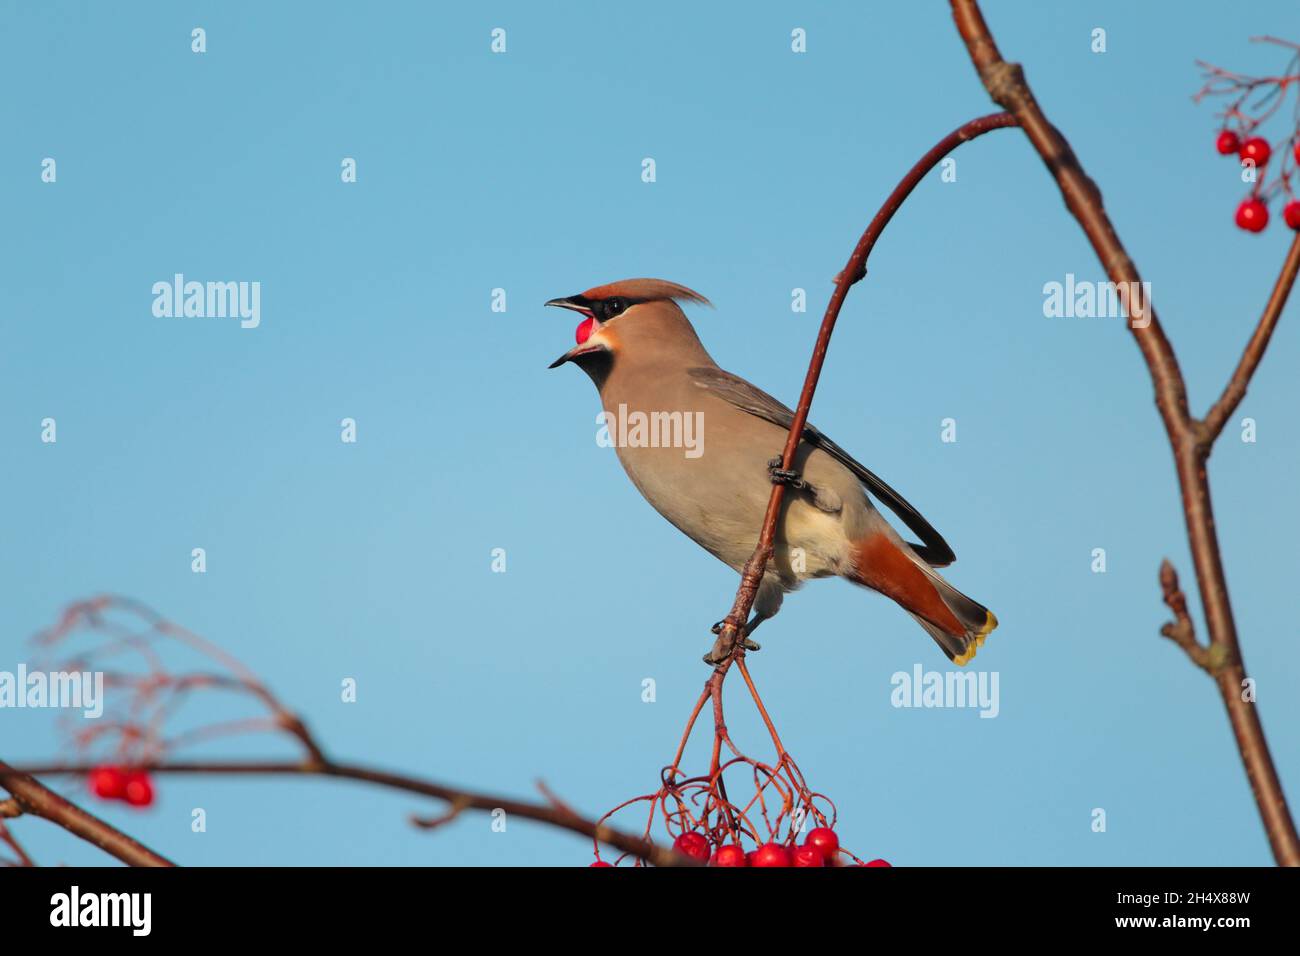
595,296,642,321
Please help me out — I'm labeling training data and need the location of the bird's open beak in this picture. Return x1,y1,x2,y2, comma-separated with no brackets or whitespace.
545,295,593,315
546,295,609,368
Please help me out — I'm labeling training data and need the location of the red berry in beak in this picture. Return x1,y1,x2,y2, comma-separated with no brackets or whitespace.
1284,200,1300,231
575,316,596,345
1215,130,1240,155
88,765,128,801
123,771,155,807
1240,137,1271,166
1236,198,1269,233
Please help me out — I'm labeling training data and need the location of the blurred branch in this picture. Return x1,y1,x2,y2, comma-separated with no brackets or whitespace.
16,759,696,868
13,595,701,866
951,0,1300,866
0,759,174,867
1,817,37,867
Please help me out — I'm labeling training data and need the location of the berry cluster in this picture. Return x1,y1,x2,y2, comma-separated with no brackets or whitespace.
1220,131,1300,232
590,825,890,868
1197,38,1300,235
682,826,889,868
87,766,155,807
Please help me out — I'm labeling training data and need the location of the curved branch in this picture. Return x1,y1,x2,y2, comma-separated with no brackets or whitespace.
712,111,1018,654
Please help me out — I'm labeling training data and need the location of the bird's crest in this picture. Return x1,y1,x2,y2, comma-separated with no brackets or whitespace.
580,278,711,308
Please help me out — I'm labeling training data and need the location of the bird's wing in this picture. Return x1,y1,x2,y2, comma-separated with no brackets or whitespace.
686,366,956,567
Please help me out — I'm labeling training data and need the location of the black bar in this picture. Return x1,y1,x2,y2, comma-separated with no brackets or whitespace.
1,866,1289,938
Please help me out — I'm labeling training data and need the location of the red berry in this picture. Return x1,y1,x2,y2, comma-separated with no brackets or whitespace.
1215,130,1240,155
1240,137,1271,167
711,844,748,867
751,842,793,868
122,771,154,807
589,860,613,867
1236,198,1269,233
1294,141,1300,164
574,316,596,345
804,826,840,863
672,831,711,863
792,845,825,867
88,765,128,801
863,858,892,867
1284,200,1300,231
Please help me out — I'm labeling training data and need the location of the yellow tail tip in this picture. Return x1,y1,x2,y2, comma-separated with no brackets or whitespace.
952,610,998,666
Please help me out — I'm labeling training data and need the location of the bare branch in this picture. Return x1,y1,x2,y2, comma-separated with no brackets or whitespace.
950,0,1300,866
1204,233,1300,441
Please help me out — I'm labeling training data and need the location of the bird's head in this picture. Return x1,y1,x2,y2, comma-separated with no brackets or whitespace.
545,279,712,383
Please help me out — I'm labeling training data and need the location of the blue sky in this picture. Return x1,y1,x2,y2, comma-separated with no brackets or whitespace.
3,1,1299,866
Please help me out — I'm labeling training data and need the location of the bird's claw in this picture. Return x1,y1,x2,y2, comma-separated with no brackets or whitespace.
704,622,761,665
767,456,807,491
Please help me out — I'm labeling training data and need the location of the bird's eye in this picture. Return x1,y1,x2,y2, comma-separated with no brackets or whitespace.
604,297,627,318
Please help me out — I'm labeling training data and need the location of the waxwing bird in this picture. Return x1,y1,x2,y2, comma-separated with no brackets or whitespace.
546,278,997,665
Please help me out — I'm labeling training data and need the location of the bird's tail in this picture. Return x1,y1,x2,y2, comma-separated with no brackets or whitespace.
845,532,997,665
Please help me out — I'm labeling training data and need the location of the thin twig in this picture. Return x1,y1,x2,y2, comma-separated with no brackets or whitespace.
0,819,36,867
1204,233,1300,441
1159,559,1211,672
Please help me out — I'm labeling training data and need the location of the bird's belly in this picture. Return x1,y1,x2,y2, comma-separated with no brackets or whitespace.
614,445,849,581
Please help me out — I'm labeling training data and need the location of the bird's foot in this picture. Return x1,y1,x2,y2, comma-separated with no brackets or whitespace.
704,621,761,665
767,456,808,491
